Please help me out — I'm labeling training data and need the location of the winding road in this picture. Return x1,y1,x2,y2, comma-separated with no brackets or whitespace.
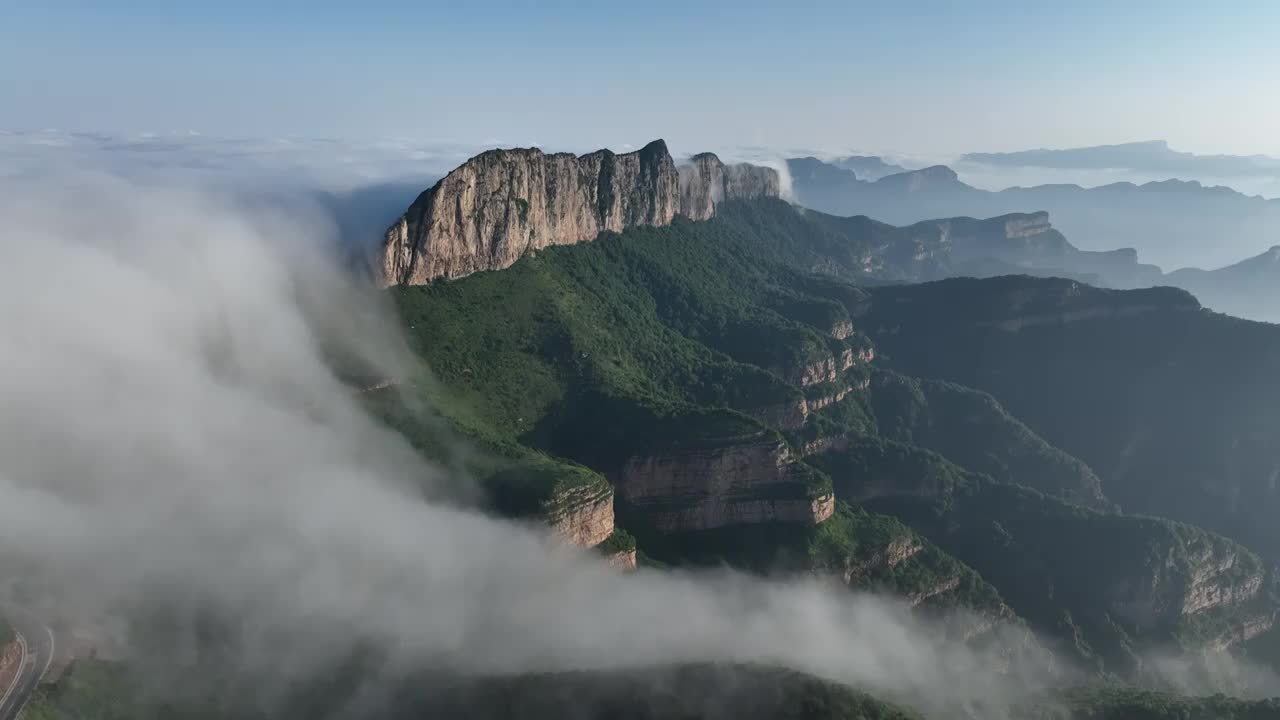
0,611,55,720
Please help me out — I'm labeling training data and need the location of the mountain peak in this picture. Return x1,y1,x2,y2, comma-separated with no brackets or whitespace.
377,140,783,285
877,165,960,191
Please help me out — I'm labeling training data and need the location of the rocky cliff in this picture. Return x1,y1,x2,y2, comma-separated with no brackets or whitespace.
679,153,782,221
1105,539,1268,630
911,211,1161,287
378,141,782,285
546,482,617,548
614,433,834,533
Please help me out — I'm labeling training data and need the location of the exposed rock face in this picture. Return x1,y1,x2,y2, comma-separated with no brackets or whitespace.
842,536,923,584
748,372,870,432
547,485,616,548
380,140,677,285
748,399,808,431
790,347,872,387
1208,613,1277,651
678,153,783,221
605,549,638,571
379,142,782,285
614,434,834,533
1003,212,1053,239
907,576,963,606
1106,541,1267,631
800,434,851,457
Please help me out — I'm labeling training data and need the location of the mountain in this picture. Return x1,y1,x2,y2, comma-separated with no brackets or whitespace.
720,198,1160,289
383,194,1280,680
31,142,1280,720
786,156,1280,272
786,156,1280,321
831,154,910,180
964,140,1280,178
29,658,1280,720
368,134,1280,667
861,275,1280,568
376,140,781,285
1167,246,1280,323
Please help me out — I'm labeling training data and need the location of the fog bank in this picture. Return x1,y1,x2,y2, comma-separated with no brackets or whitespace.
0,173,1057,718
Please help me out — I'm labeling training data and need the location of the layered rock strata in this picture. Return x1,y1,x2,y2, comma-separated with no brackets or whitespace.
378,141,782,285
614,435,834,533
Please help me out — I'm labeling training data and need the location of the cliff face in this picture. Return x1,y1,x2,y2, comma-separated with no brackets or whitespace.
678,153,782,221
546,483,617,548
614,434,834,533
379,141,782,285
1105,541,1268,630
874,165,962,194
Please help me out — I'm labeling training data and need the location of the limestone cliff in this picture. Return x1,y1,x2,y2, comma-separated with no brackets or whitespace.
1105,539,1269,631
546,483,616,548
378,141,782,285
614,433,834,533
678,153,782,221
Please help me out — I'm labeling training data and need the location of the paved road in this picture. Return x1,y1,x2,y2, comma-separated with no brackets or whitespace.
0,611,55,720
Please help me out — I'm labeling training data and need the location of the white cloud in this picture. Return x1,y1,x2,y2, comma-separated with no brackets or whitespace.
0,168,1062,718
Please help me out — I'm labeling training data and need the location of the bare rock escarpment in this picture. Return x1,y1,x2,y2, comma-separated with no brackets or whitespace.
546,483,617,548
614,433,834,534
377,140,782,285
678,152,782,221
605,549,639,571
1105,540,1270,632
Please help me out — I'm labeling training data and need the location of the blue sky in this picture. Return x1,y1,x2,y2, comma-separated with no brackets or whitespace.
3,1,1278,156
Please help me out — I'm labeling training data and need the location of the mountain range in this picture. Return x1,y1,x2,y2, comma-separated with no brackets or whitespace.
22,139,1280,720
786,155,1280,273
963,140,1280,178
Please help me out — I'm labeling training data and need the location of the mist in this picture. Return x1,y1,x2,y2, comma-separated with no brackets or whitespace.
0,169,1080,718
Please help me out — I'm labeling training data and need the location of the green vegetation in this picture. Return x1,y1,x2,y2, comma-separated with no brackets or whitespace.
810,435,980,505
1022,685,1280,720
865,477,1275,675
867,371,1106,508
861,275,1280,562
392,664,924,720
372,194,1280,704
385,203,889,524
24,662,143,720
629,500,1006,616
597,527,637,555
26,661,918,720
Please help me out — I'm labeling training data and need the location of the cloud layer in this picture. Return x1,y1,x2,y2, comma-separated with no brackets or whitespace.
0,167,1069,718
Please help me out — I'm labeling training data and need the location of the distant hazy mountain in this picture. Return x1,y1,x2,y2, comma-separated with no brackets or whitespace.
829,154,909,180
1168,245,1280,323
786,155,1280,271
964,140,1280,178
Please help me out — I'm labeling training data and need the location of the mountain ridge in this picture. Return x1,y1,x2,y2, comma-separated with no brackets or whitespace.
963,140,1280,177
377,139,782,286
786,155,1280,272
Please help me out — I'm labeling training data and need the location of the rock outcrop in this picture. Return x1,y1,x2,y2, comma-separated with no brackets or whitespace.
1106,541,1268,630
842,535,923,584
605,549,638,571
547,484,616,548
614,434,834,533
378,141,782,285
679,153,782,221
788,347,872,388
876,165,962,193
